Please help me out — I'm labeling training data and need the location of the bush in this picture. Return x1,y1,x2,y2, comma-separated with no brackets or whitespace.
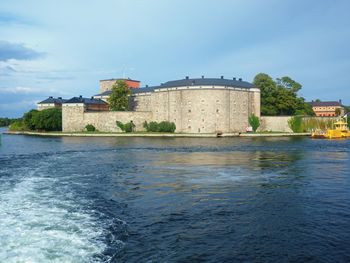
31,108,62,131
23,109,39,130
116,120,135,132
9,120,26,131
85,124,96,132
148,121,159,132
248,114,260,132
288,116,303,133
158,121,176,132
143,121,176,132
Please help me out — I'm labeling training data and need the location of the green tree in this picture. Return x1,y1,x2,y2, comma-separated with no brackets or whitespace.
0,118,13,127
248,114,260,132
335,108,341,116
23,109,39,130
31,108,62,131
253,73,314,116
253,73,278,115
108,80,131,111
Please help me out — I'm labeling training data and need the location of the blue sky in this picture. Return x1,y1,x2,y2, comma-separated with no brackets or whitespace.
0,0,349,117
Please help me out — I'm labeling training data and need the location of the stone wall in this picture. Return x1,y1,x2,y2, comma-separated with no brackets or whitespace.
148,87,259,133
130,94,152,111
259,116,292,132
99,80,116,93
63,86,260,133
62,104,152,132
259,116,341,132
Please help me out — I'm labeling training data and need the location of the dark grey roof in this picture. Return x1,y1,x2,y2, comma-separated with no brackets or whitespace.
64,96,108,105
38,97,67,104
94,90,112,96
94,77,256,96
159,77,255,89
310,101,342,107
131,86,158,94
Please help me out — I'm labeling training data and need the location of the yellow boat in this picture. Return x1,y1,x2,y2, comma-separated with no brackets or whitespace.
311,117,350,139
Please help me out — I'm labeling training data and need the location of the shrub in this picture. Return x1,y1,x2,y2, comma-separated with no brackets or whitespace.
143,121,176,132
288,116,303,133
116,120,135,132
158,121,176,132
116,121,125,131
31,108,62,131
148,121,159,132
248,114,260,132
23,109,39,130
9,120,26,131
85,124,96,132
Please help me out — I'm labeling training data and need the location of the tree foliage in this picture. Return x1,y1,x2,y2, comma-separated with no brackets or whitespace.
23,109,39,130
0,117,19,127
248,114,260,132
85,124,96,132
31,108,62,131
108,80,131,111
253,73,314,116
335,108,341,116
116,120,135,132
143,121,176,132
8,108,62,131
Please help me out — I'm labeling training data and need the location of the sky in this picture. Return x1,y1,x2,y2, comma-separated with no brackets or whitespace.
0,0,349,117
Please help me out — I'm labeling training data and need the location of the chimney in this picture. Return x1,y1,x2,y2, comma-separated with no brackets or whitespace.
239,78,242,81
221,76,224,79
185,76,189,79
233,77,236,80
58,97,62,99
79,95,82,98
201,75,204,79
146,85,149,88
339,99,342,105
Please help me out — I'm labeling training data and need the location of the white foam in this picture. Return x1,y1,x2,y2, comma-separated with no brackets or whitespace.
0,168,111,263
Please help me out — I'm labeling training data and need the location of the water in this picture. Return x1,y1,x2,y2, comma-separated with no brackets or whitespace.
0,128,350,262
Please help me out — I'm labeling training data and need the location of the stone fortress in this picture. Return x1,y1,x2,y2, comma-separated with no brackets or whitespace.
39,76,261,133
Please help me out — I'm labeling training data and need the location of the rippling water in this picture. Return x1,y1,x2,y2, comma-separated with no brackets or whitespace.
0,129,350,262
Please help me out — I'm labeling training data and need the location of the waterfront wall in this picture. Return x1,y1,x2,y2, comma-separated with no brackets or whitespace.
131,87,260,133
63,86,260,133
259,116,341,132
62,104,152,132
259,116,293,132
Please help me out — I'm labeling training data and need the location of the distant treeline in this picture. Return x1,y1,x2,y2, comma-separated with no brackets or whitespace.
9,108,62,131
0,117,21,127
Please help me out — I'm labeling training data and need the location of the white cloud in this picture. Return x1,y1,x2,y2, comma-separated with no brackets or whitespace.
0,86,61,94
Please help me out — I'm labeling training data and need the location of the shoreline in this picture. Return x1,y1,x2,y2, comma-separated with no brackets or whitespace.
3,131,311,138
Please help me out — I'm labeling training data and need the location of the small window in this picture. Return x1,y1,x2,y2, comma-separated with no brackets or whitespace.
216,109,219,113
188,109,191,113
